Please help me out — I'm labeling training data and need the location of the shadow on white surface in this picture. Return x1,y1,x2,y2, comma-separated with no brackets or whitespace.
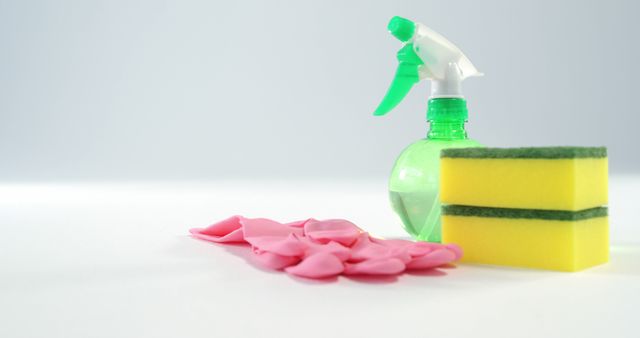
179,233,618,288
593,244,640,276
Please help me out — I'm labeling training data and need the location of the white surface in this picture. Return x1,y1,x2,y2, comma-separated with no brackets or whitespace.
1,176,639,338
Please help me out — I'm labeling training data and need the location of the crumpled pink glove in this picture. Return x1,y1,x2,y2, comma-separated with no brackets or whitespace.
190,216,461,279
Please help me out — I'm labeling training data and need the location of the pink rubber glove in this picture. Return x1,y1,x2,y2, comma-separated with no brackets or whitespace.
190,216,461,279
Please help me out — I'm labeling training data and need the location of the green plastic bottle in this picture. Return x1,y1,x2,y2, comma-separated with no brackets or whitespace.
374,17,484,242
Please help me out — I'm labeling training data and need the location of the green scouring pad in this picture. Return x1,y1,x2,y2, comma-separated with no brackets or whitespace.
442,205,608,221
441,146,607,159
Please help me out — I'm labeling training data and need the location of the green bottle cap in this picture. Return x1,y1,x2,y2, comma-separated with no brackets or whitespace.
427,98,468,121
388,16,415,42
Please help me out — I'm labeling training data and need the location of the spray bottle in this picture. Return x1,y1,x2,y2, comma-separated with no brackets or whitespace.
374,16,483,242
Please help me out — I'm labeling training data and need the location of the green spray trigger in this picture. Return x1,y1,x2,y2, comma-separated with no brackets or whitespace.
373,44,423,116
373,17,423,116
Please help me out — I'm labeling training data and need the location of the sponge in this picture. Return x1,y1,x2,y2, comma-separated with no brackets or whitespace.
441,205,609,271
440,146,609,271
440,147,608,211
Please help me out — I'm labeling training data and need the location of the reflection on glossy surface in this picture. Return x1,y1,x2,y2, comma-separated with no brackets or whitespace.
389,138,482,242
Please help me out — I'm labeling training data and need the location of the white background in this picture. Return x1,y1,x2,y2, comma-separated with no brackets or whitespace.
1,0,639,179
1,1,639,337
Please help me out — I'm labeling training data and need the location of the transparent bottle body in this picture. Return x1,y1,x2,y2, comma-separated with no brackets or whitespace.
389,136,481,242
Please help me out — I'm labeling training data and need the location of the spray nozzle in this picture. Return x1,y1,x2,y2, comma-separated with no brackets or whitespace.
373,16,482,117
388,16,415,42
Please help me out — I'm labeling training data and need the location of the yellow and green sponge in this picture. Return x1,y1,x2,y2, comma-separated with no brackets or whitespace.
440,147,609,271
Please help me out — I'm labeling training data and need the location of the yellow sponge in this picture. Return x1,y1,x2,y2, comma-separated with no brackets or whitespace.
441,206,609,271
440,147,608,211
440,147,609,271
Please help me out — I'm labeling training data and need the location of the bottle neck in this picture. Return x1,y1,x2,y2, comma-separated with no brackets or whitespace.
426,97,470,140
427,120,468,140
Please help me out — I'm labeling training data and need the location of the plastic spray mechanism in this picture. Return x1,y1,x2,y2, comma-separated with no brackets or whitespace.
374,16,484,242
374,16,482,115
